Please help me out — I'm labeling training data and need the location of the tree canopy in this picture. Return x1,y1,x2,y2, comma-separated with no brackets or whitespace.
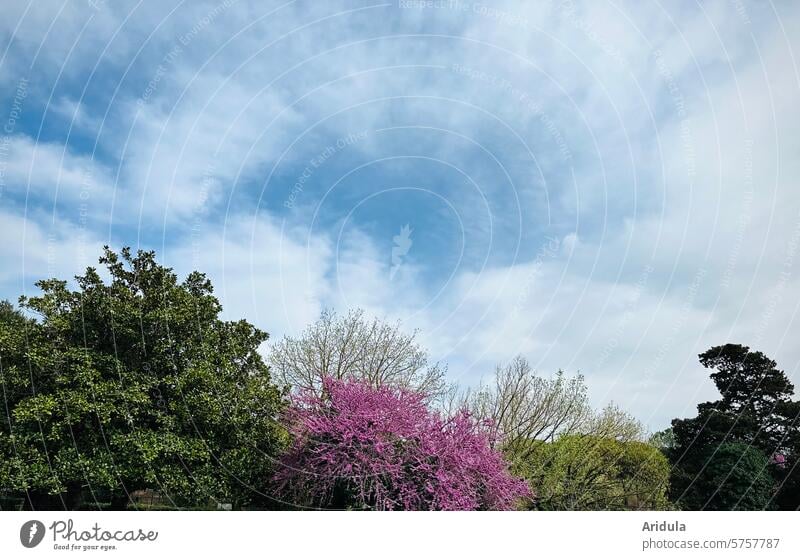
467,356,643,458
511,435,671,511
0,247,287,510
269,308,447,400
671,443,774,511
272,377,529,510
668,344,800,510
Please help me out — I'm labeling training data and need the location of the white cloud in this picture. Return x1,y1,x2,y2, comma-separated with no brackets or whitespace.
1,134,114,205
0,208,106,290
163,211,332,341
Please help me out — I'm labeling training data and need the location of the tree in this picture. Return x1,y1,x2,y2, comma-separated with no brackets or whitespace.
466,356,662,510
671,443,774,510
648,428,676,453
269,308,447,400
467,357,590,452
467,356,643,460
668,344,800,510
272,377,529,510
0,247,287,510
511,435,671,510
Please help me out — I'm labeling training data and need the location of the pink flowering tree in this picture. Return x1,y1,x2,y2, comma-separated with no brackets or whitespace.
272,377,529,510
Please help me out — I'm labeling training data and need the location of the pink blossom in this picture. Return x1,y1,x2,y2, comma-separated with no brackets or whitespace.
272,377,529,510
771,453,787,467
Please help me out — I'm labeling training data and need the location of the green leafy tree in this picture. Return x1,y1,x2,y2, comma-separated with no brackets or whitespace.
671,443,774,510
0,248,287,510
648,428,676,453
511,435,671,510
669,344,800,510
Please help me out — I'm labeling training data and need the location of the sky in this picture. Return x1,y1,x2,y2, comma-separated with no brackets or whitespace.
1,0,799,432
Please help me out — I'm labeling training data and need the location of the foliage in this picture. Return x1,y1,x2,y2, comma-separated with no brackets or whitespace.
670,443,774,510
511,435,671,510
669,344,800,510
269,309,447,400
648,428,676,453
0,248,287,509
467,356,643,460
272,377,529,510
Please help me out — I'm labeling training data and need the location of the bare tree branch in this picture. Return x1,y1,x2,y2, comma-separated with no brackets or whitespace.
467,356,644,461
268,308,448,401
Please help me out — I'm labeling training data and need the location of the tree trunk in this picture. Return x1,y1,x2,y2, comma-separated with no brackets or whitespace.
24,490,65,510
109,493,130,510
63,483,84,510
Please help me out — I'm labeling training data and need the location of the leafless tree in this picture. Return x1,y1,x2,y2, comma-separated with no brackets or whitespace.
467,356,643,460
269,309,448,400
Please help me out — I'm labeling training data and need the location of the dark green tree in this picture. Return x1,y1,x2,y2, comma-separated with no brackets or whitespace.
0,248,287,510
671,443,774,510
669,344,799,510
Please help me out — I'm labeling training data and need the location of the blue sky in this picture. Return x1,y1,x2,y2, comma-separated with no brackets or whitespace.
1,0,799,431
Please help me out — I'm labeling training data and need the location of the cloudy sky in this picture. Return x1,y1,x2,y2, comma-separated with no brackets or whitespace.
1,0,799,431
